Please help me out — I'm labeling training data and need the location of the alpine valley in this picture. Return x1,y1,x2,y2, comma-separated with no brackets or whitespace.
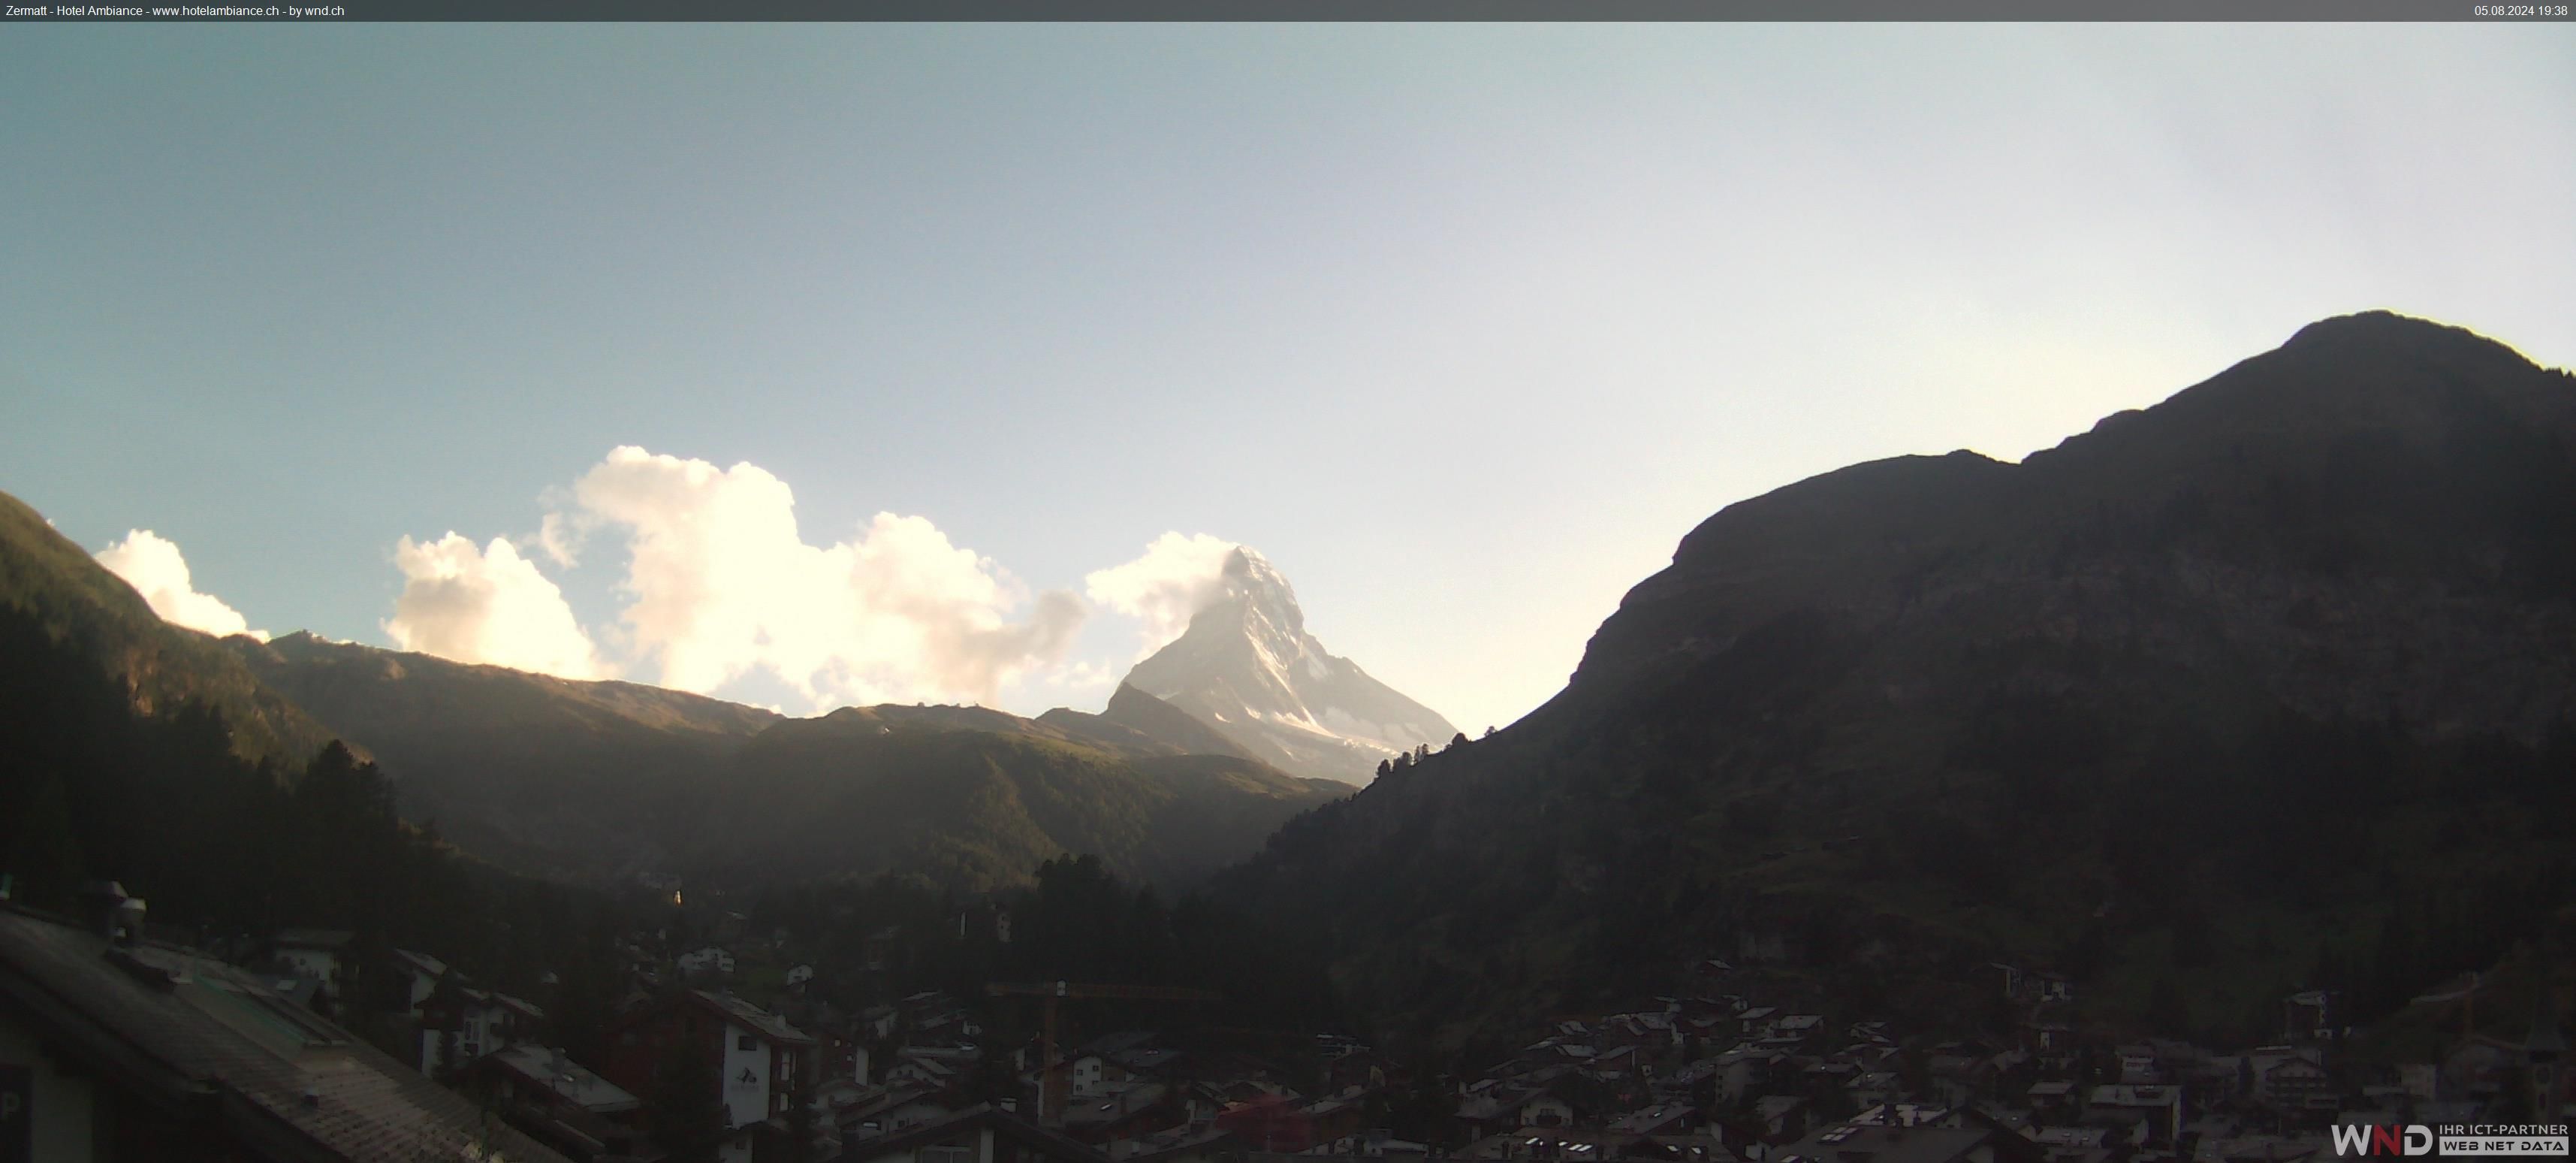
0,495,1374,895
5,310,2574,1064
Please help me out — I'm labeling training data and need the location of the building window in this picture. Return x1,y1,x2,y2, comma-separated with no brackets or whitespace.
739,1034,758,1051
925,1146,973,1163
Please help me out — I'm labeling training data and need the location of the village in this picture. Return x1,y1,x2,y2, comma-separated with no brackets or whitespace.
6,878,2567,1163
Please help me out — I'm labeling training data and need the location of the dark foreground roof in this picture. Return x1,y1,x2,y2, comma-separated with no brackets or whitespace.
0,904,572,1163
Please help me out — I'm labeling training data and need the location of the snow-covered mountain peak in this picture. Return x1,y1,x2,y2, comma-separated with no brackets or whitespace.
1122,547,1457,785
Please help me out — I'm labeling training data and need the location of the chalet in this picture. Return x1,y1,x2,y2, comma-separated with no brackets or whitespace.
418,984,545,1076
1070,1051,1134,1098
2025,1080,2075,1119
2025,1125,2110,1163
2253,1053,2334,1112
835,1102,1109,1163
1458,1088,1518,1140
0,900,572,1161
1754,1095,1808,1143
815,1076,877,1118
917,1009,985,1046
391,947,447,1013
461,1042,651,1160
1856,1103,1966,1129
1062,1081,1182,1145
1314,1092,1373,1143
894,1044,980,1093
270,927,353,1003
1317,1032,1370,1059
1600,1012,1679,1053
1710,1048,1784,1105
1610,1104,1699,1137
2074,1108,2149,1152
602,989,816,1132
680,946,738,977
2282,991,2333,1044
842,1082,961,1141
1847,1070,1903,1109
1519,1085,1579,1128
2085,1083,2182,1146
2019,1019,2073,1060
1594,1044,1645,1081
778,994,870,1083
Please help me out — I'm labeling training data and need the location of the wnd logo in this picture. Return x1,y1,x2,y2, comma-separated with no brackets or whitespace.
2330,1124,2435,1156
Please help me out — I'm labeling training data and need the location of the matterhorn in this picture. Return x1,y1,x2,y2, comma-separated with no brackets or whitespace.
1122,548,1458,785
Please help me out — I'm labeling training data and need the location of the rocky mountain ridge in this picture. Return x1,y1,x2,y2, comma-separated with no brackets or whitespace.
1218,311,2576,1050
1125,546,1459,784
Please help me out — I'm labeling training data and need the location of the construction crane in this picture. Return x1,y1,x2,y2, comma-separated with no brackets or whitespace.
985,980,1223,1125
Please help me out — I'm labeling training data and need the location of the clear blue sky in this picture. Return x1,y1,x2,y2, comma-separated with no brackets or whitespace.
5,24,2571,731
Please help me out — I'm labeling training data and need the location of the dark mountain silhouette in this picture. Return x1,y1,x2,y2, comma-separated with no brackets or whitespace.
0,490,339,768
1124,547,1458,784
1220,312,2576,1050
225,631,782,879
219,634,1345,891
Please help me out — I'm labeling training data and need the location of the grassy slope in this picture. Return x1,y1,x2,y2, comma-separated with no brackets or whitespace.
698,709,1347,892
225,637,1347,893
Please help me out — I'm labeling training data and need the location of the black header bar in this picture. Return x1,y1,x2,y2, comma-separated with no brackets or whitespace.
7,0,2568,20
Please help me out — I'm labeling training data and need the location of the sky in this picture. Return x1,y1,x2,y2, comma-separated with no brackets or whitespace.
4,25,2572,733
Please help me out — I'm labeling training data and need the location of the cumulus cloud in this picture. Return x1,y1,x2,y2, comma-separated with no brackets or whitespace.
1085,532,1241,658
565,446,1084,710
95,530,267,641
535,512,586,569
384,533,608,680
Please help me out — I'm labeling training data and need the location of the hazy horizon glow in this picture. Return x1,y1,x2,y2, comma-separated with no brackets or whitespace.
5,25,2572,730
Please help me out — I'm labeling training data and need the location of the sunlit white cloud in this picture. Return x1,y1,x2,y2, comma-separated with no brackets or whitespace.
563,446,1084,711
535,511,586,569
384,533,608,680
95,530,267,641
1085,532,1241,659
